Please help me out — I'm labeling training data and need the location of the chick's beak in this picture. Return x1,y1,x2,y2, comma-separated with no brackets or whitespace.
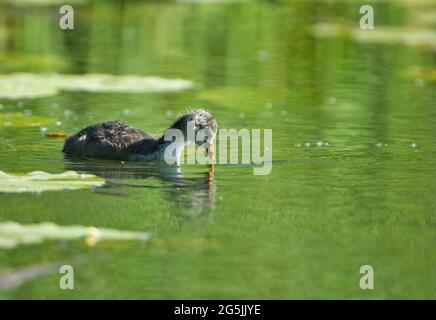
206,142,215,162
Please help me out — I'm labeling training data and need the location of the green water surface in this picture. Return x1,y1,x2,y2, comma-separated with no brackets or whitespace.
0,0,435,299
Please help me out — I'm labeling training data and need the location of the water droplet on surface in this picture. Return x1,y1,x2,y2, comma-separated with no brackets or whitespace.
328,97,337,104
56,121,63,126
410,143,418,149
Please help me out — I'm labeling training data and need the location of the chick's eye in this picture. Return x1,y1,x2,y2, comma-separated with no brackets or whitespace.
204,136,208,142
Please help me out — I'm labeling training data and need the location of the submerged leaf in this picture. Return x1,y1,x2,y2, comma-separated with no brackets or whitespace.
0,73,194,99
45,132,68,138
0,221,150,249
0,170,105,193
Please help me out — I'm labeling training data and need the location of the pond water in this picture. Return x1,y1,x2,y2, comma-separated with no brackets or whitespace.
0,0,435,298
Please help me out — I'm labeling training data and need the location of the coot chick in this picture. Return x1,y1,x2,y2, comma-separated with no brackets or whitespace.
63,109,217,165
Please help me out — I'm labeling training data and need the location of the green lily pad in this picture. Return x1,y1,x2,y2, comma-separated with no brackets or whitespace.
0,221,150,249
0,170,105,193
0,73,194,99
56,74,194,93
0,112,55,128
0,74,59,99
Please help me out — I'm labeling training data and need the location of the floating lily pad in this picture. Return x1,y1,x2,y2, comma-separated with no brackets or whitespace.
0,112,55,128
0,74,59,99
0,73,194,99
0,171,105,193
312,23,436,50
0,221,150,249
56,74,194,93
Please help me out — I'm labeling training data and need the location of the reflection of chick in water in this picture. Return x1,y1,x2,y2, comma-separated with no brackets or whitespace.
64,158,215,214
